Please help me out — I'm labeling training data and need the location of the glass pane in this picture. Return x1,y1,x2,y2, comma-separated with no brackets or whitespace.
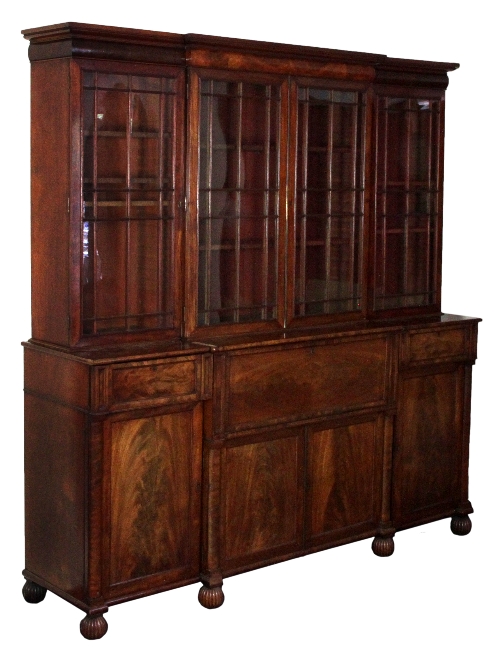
82,71,178,334
375,96,440,309
94,221,127,324
96,137,128,186
197,77,281,326
295,85,364,316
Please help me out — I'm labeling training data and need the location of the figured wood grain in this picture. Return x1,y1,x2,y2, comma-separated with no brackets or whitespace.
393,368,463,525
222,434,302,563
227,336,388,430
110,359,198,406
188,50,376,81
21,23,479,637
307,420,378,538
406,328,467,363
109,410,200,586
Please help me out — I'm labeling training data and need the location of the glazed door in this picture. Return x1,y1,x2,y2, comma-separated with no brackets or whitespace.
186,68,289,337
287,77,368,326
100,403,202,599
80,62,185,341
373,89,443,315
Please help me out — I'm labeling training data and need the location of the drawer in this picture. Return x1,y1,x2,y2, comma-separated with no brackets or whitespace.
224,335,391,432
94,355,209,411
404,327,469,364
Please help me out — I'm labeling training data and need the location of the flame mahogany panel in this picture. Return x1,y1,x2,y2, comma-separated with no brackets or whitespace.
226,335,391,431
105,406,202,593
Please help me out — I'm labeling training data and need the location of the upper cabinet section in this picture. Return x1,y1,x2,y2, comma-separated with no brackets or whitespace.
22,23,459,348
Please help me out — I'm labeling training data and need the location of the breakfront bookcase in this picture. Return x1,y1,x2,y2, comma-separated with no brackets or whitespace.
21,23,480,640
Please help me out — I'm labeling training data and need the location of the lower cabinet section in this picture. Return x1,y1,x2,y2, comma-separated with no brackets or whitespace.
103,405,202,596
22,317,478,638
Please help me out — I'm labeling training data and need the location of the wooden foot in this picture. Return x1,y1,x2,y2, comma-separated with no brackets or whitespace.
451,514,472,536
22,579,47,604
80,614,108,640
198,585,225,609
372,535,395,557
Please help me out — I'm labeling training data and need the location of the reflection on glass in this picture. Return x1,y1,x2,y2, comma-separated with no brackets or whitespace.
81,72,177,334
295,86,365,316
375,96,440,309
197,79,281,326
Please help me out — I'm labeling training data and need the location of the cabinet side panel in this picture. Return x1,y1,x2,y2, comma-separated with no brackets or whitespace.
24,346,90,409
30,59,71,346
24,394,86,599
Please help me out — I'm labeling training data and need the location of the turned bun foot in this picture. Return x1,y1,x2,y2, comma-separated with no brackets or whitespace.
80,614,108,640
198,585,225,609
451,514,472,536
22,580,47,604
372,535,395,557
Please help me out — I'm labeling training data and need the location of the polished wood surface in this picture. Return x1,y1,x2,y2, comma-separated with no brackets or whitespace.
21,23,479,639
222,433,303,566
307,418,381,539
24,394,86,600
393,366,465,527
224,335,391,431
107,408,201,588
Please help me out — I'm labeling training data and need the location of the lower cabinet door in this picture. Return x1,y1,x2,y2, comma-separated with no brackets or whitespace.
102,404,202,598
219,416,386,573
306,416,385,546
393,365,467,528
221,430,305,572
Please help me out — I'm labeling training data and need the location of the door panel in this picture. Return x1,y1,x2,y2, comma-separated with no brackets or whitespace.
104,405,202,593
393,367,464,526
221,432,303,569
307,417,383,543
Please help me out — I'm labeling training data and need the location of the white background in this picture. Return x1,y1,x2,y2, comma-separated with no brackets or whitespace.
1,2,498,648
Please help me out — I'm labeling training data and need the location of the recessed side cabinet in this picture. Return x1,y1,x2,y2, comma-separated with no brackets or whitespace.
21,23,479,639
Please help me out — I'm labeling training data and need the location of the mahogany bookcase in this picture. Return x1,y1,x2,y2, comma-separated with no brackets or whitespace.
21,23,480,639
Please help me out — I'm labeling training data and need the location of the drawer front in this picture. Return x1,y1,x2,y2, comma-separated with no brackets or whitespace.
225,336,391,432
405,327,469,364
98,355,208,411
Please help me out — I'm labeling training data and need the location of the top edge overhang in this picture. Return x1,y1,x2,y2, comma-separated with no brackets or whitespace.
21,22,459,74
22,22,184,47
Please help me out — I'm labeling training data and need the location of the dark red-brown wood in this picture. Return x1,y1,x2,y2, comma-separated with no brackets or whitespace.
21,23,478,640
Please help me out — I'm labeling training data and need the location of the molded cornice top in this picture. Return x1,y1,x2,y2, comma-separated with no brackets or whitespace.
22,22,459,83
